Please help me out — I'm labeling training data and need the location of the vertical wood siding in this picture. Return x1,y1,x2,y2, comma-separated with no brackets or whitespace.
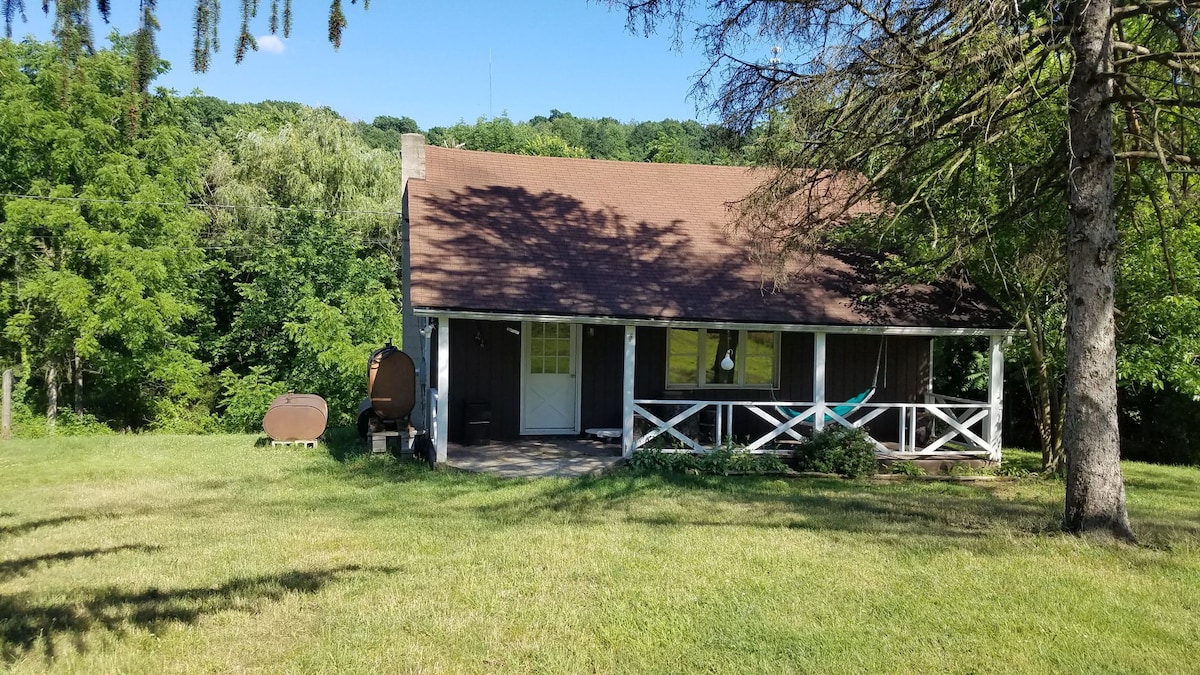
634,327,667,399
825,334,929,402
445,320,930,444
825,334,930,441
581,324,624,429
779,332,815,401
447,319,522,442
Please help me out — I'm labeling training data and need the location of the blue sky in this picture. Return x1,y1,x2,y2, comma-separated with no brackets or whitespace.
9,1,717,128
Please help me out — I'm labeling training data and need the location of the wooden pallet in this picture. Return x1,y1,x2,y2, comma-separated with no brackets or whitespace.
271,439,318,448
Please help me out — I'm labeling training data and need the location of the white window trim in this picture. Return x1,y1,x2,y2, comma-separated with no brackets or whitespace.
665,328,780,390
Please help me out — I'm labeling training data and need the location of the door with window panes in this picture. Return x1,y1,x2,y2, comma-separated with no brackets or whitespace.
521,322,579,433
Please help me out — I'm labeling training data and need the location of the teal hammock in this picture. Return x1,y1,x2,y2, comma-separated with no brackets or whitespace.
777,386,876,425
777,337,886,424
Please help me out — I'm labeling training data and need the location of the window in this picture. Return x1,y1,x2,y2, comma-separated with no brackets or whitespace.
529,322,572,374
667,328,701,386
666,328,778,389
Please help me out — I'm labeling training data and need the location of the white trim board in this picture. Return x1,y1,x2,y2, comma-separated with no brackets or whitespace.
411,308,1017,337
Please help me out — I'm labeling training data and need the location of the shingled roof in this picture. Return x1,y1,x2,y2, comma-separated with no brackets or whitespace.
406,145,1011,330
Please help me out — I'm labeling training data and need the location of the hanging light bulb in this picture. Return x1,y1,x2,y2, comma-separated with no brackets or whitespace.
720,348,735,371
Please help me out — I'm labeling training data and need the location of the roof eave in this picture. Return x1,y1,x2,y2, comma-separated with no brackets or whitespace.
410,307,1018,337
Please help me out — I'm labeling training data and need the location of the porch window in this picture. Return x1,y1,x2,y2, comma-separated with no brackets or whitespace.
666,328,778,389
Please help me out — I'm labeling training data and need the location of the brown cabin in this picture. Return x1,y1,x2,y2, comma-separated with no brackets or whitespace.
397,135,1014,463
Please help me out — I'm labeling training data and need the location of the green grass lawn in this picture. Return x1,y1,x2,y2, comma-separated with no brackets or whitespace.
1,434,1198,673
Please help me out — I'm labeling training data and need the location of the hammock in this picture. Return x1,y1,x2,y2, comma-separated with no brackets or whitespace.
777,385,876,425
776,336,886,426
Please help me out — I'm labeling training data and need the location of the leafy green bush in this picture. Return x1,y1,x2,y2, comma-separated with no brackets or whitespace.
890,460,925,476
793,427,879,478
995,463,1039,479
218,366,287,433
628,448,698,472
150,402,219,435
629,447,786,475
10,407,116,438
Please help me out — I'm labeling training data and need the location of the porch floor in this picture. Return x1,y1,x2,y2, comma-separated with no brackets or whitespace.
445,438,624,478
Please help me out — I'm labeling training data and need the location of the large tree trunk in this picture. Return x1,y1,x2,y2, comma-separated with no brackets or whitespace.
1022,310,1063,472
46,363,58,431
1063,0,1135,541
73,351,83,415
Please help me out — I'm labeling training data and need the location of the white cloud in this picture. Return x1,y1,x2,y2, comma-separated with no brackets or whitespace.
257,35,286,54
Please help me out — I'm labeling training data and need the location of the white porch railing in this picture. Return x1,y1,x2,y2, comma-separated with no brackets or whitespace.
632,394,998,460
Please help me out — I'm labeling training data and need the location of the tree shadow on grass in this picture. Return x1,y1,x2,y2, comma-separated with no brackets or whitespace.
468,470,1065,544
0,564,401,664
309,427,515,495
1124,466,1200,502
291,440,1063,545
0,545,161,582
0,515,93,540
294,435,1200,547
322,426,367,462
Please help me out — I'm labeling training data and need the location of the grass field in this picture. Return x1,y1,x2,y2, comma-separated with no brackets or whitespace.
1,434,1198,673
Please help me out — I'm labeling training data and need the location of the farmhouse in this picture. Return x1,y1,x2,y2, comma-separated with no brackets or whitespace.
397,134,1014,464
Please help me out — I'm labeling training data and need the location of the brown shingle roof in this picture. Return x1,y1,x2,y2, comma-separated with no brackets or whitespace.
407,146,1011,329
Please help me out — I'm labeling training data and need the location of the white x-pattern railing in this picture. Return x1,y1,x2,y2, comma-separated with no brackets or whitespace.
633,395,997,459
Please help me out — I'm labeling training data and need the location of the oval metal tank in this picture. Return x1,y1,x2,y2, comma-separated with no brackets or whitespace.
367,344,416,421
262,393,328,442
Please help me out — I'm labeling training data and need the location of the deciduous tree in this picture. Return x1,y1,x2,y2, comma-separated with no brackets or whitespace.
610,0,1200,541
201,106,403,427
0,38,209,430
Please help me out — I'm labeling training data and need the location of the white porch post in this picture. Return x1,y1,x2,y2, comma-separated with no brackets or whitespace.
813,332,827,431
984,335,1004,460
925,338,936,404
435,317,450,463
621,325,636,458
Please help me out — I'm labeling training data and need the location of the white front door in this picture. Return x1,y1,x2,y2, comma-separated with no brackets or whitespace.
521,322,580,434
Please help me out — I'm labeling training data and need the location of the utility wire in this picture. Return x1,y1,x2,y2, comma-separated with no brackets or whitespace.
0,193,403,216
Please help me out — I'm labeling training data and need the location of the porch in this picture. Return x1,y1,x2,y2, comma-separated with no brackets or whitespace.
627,331,1005,463
445,438,622,478
632,392,1000,460
420,317,1007,466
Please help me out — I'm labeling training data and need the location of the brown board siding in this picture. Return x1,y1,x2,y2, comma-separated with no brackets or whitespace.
825,334,928,403
447,318,522,442
826,334,930,442
581,324,624,430
443,319,929,444
629,329,928,444
631,330,925,403
778,332,815,401
446,319,628,441
634,327,667,399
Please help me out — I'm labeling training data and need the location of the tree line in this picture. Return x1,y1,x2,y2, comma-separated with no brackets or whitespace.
2,36,1197,470
0,37,749,436
1,38,402,434
357,109,755,166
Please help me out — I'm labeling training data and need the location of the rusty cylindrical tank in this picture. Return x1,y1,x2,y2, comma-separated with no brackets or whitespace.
262,393,328,442
357,343,417,438
367,344,416,421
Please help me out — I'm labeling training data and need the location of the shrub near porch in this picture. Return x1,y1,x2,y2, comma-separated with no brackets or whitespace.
1,434,1198,672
